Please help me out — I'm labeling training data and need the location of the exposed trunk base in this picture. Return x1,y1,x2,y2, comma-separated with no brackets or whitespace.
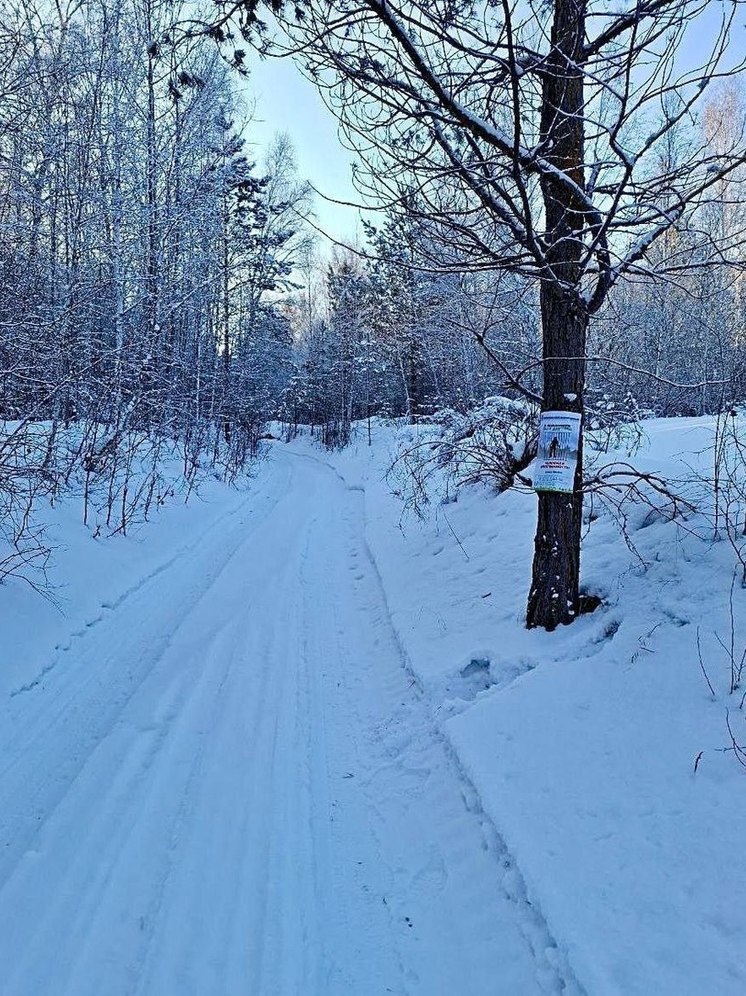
526,486,583,630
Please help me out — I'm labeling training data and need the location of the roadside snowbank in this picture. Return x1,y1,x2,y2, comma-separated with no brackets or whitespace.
292,416,746,995
2,459,253,700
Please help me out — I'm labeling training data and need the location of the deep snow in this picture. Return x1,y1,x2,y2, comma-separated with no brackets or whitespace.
309,415,746,995
2,416,745,994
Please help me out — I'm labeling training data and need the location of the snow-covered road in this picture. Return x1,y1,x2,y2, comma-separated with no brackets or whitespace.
0,450,572,996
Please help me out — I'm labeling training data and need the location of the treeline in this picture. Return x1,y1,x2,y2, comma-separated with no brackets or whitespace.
1,0,311,454
4,1,744,465
0,0,311,573
2,0,746,590
281,214,535,447
284,175,746,448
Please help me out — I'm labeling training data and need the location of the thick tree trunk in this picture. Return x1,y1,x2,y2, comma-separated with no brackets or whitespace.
526,0,588,630
526,288,587,629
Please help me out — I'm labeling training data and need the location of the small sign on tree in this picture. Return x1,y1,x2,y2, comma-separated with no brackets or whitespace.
533,411,581,495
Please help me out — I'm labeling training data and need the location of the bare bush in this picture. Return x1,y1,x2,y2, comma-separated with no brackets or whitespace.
0,421,57,592
389,398,538,518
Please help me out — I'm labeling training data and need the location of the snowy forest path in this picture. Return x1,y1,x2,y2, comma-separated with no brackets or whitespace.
0,447,565,996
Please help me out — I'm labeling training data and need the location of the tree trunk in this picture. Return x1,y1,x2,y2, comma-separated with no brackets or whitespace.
407,333,420,421
526,287,587,629
526,0,587,630
222,190,232,444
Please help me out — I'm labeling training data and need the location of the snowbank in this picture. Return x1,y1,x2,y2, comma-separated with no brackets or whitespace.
294,415,746,995
2,456,254,700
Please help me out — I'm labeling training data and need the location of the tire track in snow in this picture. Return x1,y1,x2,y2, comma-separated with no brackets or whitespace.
8,460,286,701
290,449,584,996
131,602,286,996
132,462,331,996
0,460,293,893
0,457,307,996
352,491,584,996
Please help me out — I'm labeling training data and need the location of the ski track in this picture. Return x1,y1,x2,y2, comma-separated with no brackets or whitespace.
0,449,577,995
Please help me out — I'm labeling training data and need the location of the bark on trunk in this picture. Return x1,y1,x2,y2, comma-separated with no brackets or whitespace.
526,289,587,630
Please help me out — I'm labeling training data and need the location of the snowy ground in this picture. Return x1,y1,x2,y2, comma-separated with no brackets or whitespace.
0,447,575,995
2,418,745,994
309,416,746,996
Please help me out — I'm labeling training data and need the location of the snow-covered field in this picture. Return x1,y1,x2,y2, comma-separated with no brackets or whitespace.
1,416,745,993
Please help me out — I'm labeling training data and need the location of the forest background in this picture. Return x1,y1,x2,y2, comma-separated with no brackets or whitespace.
2,0,745,620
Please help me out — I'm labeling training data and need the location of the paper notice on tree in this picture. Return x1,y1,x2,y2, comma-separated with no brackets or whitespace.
533,411,581,494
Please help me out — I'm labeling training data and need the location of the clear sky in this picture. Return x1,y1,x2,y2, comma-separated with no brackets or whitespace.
243,55,364,249
241,5,745,250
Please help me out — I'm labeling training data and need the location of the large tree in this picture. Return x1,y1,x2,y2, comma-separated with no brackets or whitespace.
212,0,746,630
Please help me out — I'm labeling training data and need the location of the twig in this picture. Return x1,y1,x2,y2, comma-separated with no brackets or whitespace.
696,626,718,699
442,510,470,561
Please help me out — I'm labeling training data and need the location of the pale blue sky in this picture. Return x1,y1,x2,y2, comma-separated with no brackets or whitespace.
244,56,364,247
242,7,745,251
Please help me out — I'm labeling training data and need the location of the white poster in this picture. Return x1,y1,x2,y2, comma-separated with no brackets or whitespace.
533,410,581,494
